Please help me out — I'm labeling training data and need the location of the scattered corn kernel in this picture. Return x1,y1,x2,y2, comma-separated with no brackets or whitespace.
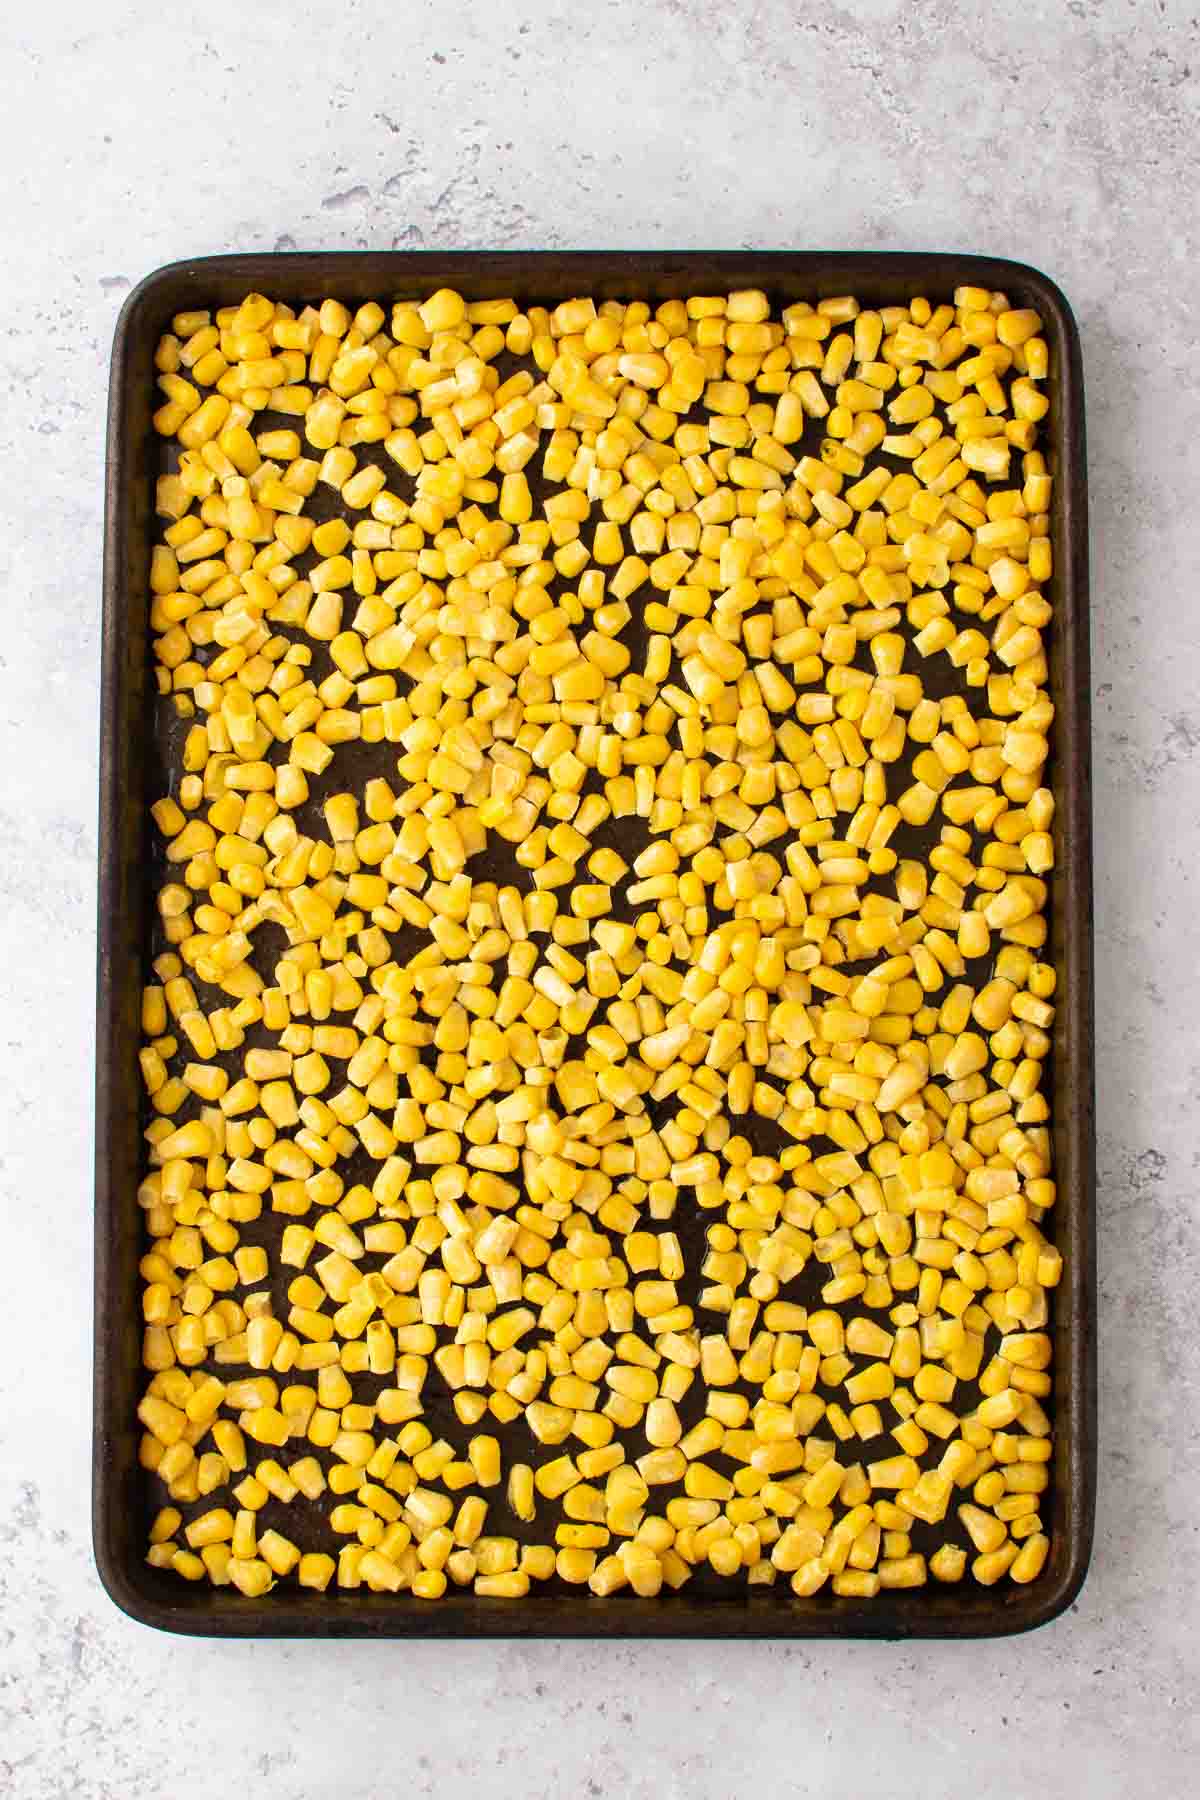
137,281,1062,1605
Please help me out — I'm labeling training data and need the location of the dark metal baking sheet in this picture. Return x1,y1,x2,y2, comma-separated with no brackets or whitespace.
95,251,1094,1638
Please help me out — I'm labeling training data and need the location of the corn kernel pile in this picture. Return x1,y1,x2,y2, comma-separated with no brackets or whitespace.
138,282,1061,1602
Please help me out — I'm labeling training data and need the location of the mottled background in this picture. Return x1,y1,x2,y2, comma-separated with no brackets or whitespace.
1,1,1196,1795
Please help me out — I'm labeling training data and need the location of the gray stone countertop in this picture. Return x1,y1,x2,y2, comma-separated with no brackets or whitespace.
0,1,1196,1794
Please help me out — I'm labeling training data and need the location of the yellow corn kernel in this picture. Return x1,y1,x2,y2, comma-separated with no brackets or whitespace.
138,283,1061,1603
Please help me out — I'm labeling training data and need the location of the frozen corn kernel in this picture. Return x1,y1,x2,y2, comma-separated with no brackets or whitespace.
138,279,1061,1604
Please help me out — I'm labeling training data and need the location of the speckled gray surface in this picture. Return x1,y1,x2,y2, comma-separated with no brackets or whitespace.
1,1,1198,1794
